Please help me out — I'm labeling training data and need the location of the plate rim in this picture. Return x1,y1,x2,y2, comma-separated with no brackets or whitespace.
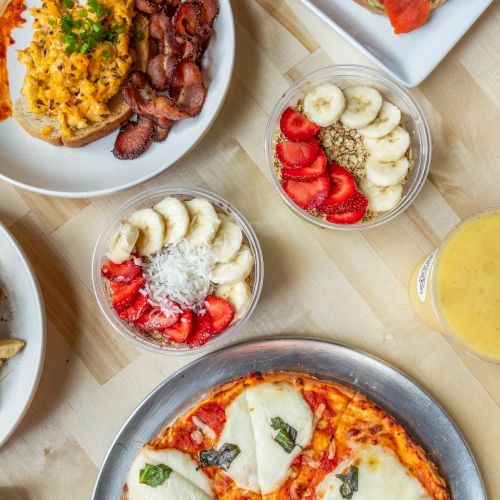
92,336,485,499
0,220,46,447
298,0,493,87
0,0,235,198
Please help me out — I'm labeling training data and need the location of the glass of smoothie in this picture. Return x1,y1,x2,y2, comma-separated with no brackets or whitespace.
409,208,500,363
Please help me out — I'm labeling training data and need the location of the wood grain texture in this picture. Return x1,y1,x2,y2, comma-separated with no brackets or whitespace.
0,0,499,498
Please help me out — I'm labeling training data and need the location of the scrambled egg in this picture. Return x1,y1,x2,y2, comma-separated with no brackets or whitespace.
18,0,135,137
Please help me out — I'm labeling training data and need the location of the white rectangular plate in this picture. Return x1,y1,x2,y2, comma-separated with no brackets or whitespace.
300,0,493,87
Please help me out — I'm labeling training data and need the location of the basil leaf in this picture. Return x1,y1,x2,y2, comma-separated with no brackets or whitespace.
336,465,358,499
199,443,240,471
271,416,297,454
139,463,172,487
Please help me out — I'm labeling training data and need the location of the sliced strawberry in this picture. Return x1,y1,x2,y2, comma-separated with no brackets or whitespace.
323,164,356,206
162,309,193,343
326,209,366,225
281,149,327,181
282,174,330,211
280,107,320,141
276,138,318,168
319,190,368,215
101,258,141,282
205,295,235,334
134,307,180,332
117,294,149,322
187,313,214,347
111,276,145,311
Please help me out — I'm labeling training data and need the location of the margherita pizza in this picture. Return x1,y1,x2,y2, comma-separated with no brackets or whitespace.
123,372,450,499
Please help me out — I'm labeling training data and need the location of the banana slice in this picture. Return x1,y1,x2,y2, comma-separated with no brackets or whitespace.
357,101,401,138
127,208,165,256
153,197,190,246
184,198,221,248
212,214,243,264
211,244,254,285
340,86,383,129
360,177,403,212
363,126,410,161
216,281,252,321
365,156,409,187
303,84,346,127
106,222,139,264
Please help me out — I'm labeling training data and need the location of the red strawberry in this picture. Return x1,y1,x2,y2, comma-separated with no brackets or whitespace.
280,107,320,141
112,276,145,310
281,149,327,181
101,258,141,283
205,296,235,334
117,294,149,322
326,191,368,215
162,309,193,343
326,209,366,225
324,164,356,205
276,138,318,168
187,313,214,347
135,307,180,332
282,174,330,210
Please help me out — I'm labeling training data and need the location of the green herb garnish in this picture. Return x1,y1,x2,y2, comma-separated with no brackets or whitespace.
139,463,172,487
271,417,298,454
198,443,240,471
63,0,74,9
135,29,144,41
336,465,358,499
102,49,111,58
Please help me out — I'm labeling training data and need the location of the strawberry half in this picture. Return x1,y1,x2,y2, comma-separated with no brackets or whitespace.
163,309,193,343
187,313,214,347
319,164,356,210
282,174,330,210
327,209,366,225
117,294,149,322
280,107,320,141
111,276,145,311
205,296,235,334
276,138,318,168
135,307,180,332
102,258,141,283
281,149,327,182
319,189,368,215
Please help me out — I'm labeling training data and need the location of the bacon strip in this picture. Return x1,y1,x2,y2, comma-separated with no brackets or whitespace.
174,2,201,36
381,0,430,34
152,122,171,142
170,61,206,116
113,115,154,160
135,0,160,15
198,0,219,26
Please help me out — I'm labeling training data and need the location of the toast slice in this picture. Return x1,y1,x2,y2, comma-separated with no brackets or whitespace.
354,0,447,16
13,14,149,148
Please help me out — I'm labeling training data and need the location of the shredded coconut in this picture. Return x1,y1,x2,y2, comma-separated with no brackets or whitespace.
143,240,214,316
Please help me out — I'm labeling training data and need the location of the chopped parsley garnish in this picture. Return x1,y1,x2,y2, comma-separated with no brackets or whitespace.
336,465,359,499
58,0,122,55
102,49,111,58
198,443,240,471
135,29,145,41
271,416,298,454
139,463,172,487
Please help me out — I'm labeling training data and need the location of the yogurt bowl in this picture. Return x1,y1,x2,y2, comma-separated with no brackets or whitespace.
265,65,431,230
92,186,263,355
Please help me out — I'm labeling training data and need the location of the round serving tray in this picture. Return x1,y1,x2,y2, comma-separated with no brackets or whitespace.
92,337,485,499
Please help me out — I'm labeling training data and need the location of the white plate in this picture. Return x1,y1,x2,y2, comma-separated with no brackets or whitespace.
0,0,235,197
0,221,45,447
299,0,492,87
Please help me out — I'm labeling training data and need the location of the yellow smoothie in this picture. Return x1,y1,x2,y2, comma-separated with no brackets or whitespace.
410,209,500,362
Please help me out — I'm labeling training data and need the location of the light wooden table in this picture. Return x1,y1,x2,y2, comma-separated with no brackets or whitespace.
1,0,499,498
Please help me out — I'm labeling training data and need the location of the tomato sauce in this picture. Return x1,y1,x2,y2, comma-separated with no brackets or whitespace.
0,0,26,122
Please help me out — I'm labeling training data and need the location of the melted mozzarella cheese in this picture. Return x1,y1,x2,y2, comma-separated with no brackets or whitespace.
218,383,314,494
316,445,431,500
127,448,214,500
217,389,260,492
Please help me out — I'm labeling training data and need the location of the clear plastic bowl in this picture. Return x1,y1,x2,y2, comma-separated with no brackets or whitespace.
92,186,264,355
265,65,432,231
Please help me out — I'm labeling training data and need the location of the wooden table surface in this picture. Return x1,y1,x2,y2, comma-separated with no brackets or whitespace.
1,0,500,498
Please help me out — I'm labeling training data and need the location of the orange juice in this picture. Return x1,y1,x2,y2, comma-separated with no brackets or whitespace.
409,209,500,362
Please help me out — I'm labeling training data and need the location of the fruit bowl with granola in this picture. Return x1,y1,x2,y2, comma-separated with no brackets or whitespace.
265,65,431,230
92,186,263,354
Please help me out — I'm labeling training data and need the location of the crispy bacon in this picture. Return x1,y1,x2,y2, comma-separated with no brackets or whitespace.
170,61,206,116
174,1,201,36
152,122,171,142
112,115,154,160
147,54,179,91
135,0,160,15
198,0,219,26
